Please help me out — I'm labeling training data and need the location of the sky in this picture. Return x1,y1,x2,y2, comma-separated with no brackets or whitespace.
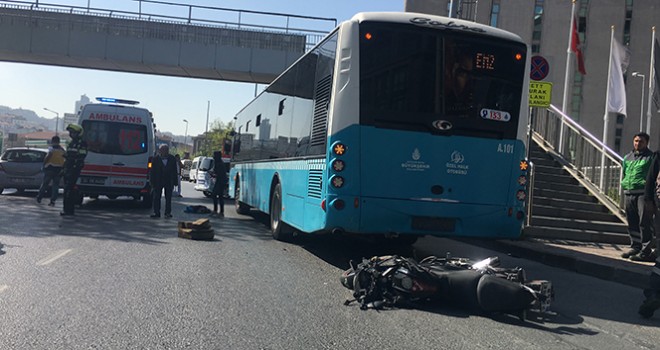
0,0,404,137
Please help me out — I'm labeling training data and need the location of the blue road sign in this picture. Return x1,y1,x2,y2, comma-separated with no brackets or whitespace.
530,55,549,81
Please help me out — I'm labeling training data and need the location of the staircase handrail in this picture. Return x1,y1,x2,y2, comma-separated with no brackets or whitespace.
549,105,623,163
531,105,625,217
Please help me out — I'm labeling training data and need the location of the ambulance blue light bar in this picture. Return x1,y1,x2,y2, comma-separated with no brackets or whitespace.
96,97,140,105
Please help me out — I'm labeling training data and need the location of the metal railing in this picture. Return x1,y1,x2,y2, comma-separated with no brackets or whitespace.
531,104,625,214
1,0,337,50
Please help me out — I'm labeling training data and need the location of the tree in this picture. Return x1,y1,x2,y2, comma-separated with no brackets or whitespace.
198,120,234,156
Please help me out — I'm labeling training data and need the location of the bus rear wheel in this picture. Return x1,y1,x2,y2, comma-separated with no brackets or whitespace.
234,179,250,215
270,183,294,242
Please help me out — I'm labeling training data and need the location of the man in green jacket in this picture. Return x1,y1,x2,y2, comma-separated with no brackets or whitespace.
621,132,655,261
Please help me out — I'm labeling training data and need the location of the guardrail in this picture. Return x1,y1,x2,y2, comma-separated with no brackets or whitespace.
531,104,625,214
1,0,337,50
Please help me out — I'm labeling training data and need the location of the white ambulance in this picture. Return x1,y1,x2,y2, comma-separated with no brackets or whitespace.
76,97,155,207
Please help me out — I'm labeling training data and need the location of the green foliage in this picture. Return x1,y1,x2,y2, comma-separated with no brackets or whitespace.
197,120,234,157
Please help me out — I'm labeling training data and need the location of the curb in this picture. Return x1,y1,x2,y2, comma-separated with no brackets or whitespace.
466,239,651,290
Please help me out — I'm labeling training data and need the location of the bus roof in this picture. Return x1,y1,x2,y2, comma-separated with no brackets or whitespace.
349,12,525,44
232,11,526,118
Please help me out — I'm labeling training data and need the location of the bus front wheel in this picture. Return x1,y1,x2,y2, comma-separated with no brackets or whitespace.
270,183,294,242
234,179,250,215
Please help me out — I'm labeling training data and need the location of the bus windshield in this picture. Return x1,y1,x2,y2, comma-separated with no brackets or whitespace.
359,21,527,139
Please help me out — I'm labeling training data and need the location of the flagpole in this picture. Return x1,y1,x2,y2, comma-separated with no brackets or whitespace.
560,0,577,155
647,27,656,134
601,26,615,190
562,0,577,114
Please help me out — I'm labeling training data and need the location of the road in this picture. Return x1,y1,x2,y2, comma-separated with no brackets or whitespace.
0,182,658,349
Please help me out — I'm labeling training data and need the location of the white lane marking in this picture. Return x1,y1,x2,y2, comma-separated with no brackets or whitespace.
0,285,8,293
36,249,72,266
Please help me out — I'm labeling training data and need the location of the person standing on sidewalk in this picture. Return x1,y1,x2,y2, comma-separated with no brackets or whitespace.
639,150,660,317
621,132,655,260
36,135,65,206
150,144,178,218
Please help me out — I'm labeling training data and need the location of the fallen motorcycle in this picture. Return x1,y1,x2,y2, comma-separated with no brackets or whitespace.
340,254,553,320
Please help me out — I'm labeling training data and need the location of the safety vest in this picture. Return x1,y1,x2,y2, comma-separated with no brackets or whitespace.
44,145,65,168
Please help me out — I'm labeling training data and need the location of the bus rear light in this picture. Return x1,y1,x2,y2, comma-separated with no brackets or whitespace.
519,160,529,171
332,159,345,172
354,197,359,208
517,175,527,186
516,190,526,201
321,199,326,211
333,143,346,156
516,211,525,220
331,176,344,188
332,199,345,210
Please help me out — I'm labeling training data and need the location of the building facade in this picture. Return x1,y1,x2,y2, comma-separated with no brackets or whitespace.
405,0,660,154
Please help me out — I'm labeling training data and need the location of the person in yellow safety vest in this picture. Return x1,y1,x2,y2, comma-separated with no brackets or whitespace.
36,135,66,206
60,124,87,216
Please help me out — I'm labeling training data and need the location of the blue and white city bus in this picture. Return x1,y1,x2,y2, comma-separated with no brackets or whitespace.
228,12,531,242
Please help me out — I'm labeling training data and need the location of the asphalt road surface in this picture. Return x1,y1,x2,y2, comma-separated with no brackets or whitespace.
0,182,658,349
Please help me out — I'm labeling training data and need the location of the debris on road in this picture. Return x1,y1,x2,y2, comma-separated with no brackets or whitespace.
177,218,214,240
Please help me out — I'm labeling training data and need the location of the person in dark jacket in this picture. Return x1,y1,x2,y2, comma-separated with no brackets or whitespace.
210,151,228,217
150,144,178,218
621,132,655,260
61,124,87,216
639,150,660,318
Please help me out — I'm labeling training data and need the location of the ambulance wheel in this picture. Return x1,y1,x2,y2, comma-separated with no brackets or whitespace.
75,193,84,206
270,182,294,242
141,194,152,209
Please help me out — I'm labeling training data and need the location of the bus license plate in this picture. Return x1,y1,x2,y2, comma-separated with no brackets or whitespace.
412,216,456,232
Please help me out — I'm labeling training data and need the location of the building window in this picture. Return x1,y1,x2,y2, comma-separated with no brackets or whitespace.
531,1,544,53
489,3,500,27
623,0,633,45
616,115,625,124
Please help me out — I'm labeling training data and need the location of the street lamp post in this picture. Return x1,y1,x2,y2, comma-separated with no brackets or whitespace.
182,119,189,156
43,107,59,136
632,72,646,132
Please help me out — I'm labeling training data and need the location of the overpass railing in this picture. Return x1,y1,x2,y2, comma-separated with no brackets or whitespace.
531,104,625,216
1,0,337,50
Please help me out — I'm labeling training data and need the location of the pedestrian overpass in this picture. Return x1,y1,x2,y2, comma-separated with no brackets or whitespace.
0,0,335,83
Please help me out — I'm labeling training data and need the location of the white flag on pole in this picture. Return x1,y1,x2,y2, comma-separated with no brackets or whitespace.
607,37,631,116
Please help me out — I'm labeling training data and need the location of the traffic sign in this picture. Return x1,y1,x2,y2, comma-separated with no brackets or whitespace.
530,55,550,81
529,81,553,108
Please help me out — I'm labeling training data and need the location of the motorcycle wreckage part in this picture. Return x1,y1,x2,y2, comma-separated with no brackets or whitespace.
340,255,553,319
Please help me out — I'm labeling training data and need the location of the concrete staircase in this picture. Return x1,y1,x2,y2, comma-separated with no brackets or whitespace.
525,142,629,244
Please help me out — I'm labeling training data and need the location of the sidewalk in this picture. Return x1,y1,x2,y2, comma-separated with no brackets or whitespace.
464,237,653,289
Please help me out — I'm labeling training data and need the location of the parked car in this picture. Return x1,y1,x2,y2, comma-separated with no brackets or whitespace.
193,156,214,197
181,159,192,181
193,157,230,198
0,147,48,194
